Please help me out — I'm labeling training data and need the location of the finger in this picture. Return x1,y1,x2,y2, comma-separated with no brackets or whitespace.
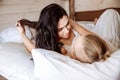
16,22,19,27
16,21,22,27
16,21,20,26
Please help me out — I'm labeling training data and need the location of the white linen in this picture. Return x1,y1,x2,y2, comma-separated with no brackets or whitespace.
77,9,120,49
93,9,120,48
0,42,35,80
0,26,32,43
32,49,120,80
77,21,95,31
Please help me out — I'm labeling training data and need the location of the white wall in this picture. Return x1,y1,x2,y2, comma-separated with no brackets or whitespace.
0,0,63,29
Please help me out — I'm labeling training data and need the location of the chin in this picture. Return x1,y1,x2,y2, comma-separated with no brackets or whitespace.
63,35,70,39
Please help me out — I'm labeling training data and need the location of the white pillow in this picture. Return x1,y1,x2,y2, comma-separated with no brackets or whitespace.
93,9,120,48
0,42,36,80
32,49,120,80
77,21,95,31
0,26,32,43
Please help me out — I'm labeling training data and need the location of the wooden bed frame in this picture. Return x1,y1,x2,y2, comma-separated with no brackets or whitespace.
69,0,120,21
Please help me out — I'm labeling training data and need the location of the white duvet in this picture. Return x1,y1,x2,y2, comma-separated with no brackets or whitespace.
0,42,35,80
32,48,120,80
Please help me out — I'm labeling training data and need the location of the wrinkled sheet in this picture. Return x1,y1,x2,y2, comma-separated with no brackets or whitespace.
32,49,120,80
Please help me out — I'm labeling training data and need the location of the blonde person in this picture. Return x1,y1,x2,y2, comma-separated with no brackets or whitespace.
16,4,119,63
63,19,111,63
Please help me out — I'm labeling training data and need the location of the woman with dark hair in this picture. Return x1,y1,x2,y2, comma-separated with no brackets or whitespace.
16,4,119,63
35,4,68,53
17,4,68,53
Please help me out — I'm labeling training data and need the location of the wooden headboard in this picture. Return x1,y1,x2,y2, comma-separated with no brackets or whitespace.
69,0,120,21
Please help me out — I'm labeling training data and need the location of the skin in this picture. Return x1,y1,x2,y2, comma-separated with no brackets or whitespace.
16,22,35,52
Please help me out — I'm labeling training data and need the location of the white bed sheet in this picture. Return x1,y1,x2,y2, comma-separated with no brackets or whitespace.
0,26,32,43
32,48,120,80
76,21,95,31
0,42,36,80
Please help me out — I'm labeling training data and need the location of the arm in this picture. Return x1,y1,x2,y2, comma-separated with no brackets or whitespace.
20,33,35,53
69,19,93,35
16,21,35,53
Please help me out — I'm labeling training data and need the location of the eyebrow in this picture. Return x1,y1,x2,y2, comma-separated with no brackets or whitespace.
58,21,69,30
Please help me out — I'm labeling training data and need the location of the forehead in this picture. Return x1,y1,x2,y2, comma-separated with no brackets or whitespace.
58,15,68,28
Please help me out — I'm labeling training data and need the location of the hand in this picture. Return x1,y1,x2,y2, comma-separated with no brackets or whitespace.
68,18,74,28
16,20,25,35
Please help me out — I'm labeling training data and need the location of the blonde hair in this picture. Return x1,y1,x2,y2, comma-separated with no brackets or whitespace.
76,34,111,63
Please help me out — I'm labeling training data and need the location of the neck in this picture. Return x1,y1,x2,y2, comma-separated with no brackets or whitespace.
60,30,75,45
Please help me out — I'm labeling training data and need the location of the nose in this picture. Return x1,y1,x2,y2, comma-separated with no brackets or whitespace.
63,27,69,34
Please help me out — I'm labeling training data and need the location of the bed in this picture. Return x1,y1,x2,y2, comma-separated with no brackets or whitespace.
0,0,120,80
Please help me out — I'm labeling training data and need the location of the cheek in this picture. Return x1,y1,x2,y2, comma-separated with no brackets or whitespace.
75,48,88,63
74,38,88,62
74,44,83,61
74,44,91,63
58,31,63,37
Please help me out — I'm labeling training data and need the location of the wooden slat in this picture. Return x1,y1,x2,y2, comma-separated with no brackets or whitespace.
0,12,39,25
69,0,75,20
0,4,43,15
75,8,120,21
0,0,63,30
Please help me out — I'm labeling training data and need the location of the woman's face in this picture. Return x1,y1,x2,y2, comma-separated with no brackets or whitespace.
58,15,71,39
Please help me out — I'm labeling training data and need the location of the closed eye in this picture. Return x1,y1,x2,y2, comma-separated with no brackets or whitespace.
58,27,63,31
58,21,69,31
